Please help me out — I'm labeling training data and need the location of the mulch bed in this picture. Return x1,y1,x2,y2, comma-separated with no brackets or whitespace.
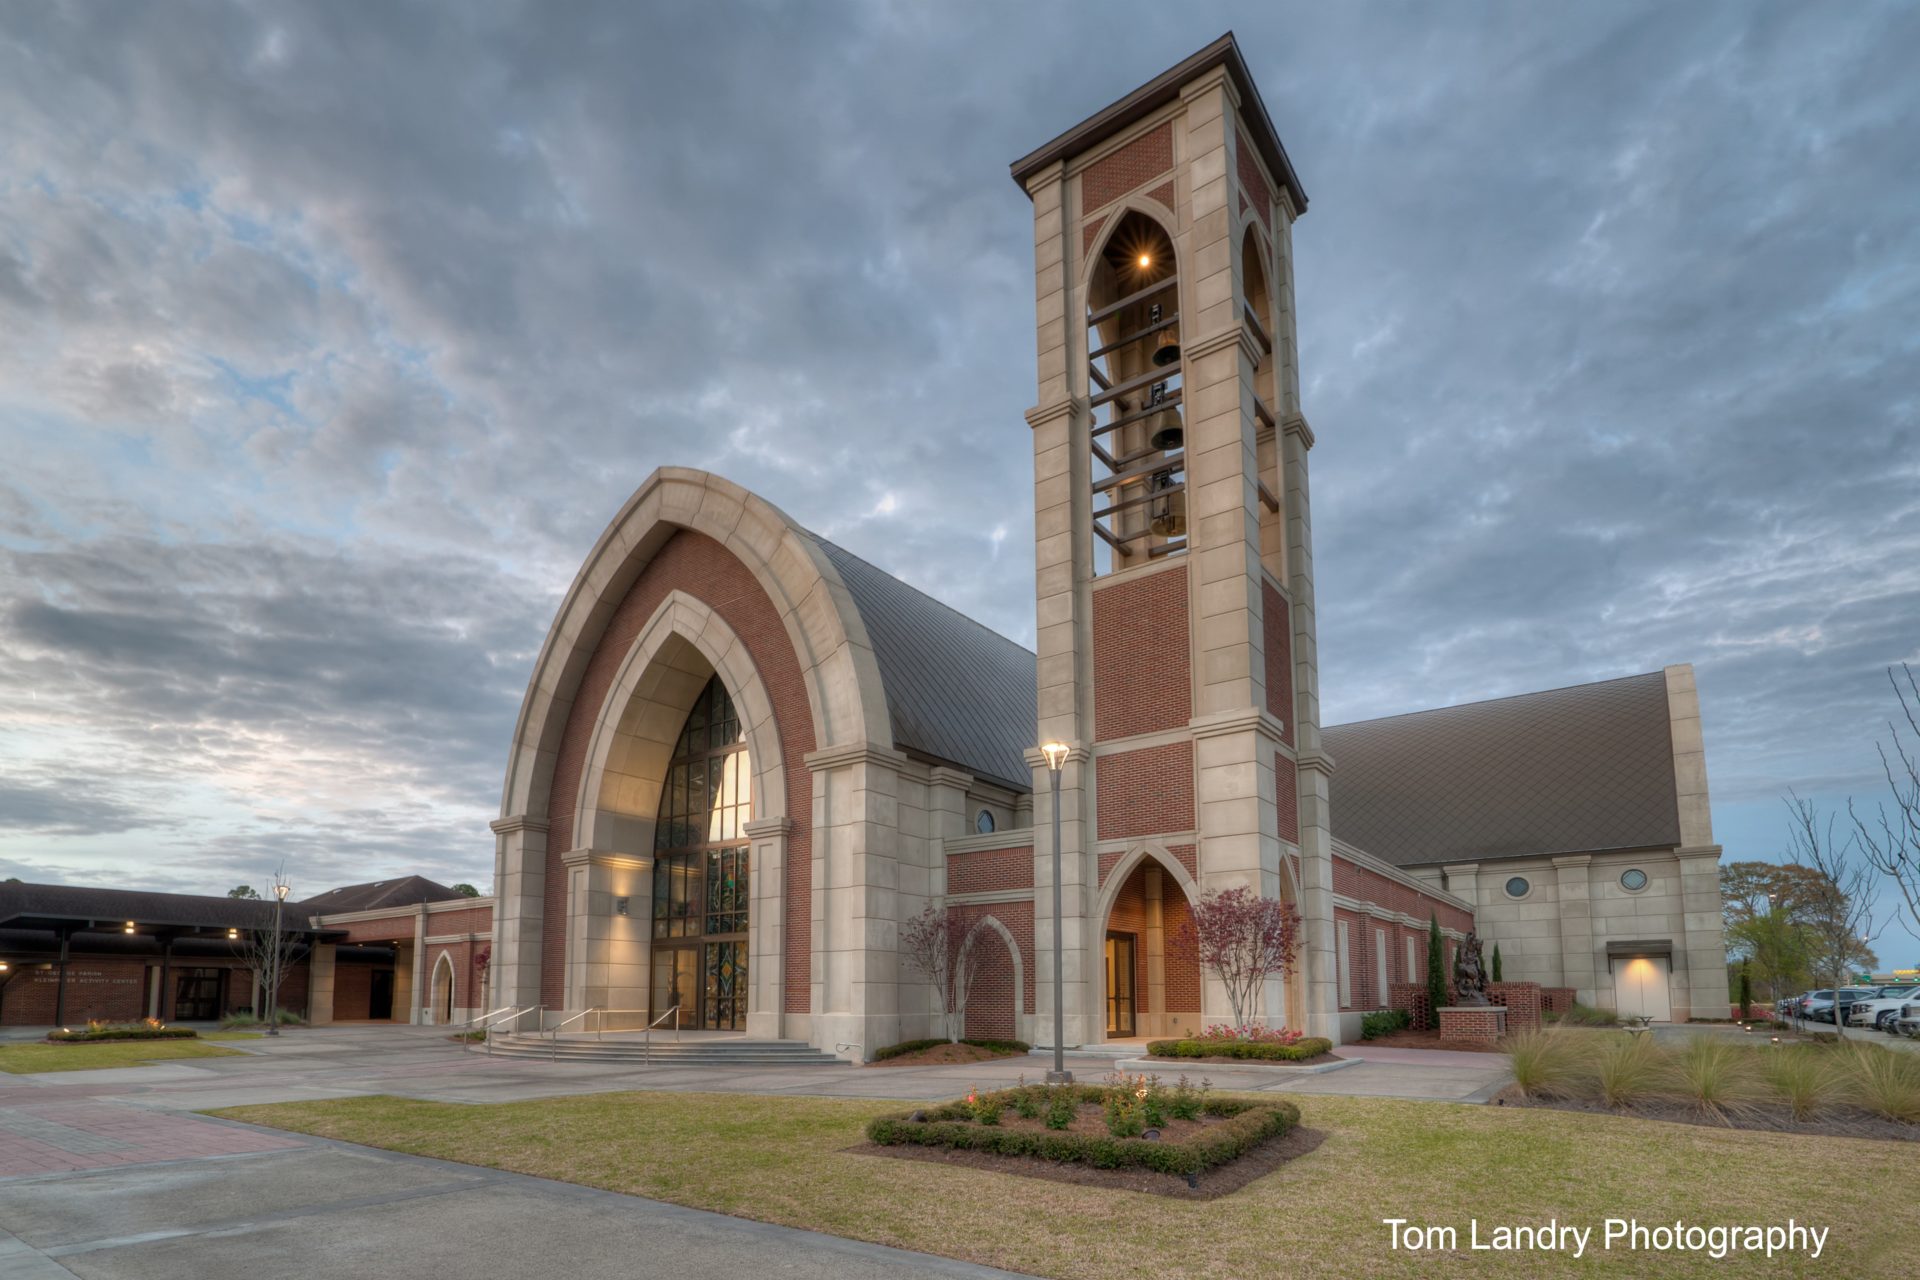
1493,1084,1920,1142
1144,1051,1342,1068
867,1044,1020,1067
1357,1029,1505,1053
850,1125,1327,1199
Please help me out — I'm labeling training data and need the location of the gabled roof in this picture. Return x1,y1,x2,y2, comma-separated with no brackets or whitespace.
1323,671,1683,868
299,876,465,914
810,535,1037,792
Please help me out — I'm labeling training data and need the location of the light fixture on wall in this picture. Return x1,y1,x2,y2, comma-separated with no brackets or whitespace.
123,921,136,934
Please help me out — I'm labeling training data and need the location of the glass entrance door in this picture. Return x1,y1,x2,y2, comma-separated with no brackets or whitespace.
703,941,747,1031
173,968,222,1021
1106,932,1137,1037
650,947,697,1030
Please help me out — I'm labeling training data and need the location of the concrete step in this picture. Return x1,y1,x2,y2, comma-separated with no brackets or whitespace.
482,1035,843,1066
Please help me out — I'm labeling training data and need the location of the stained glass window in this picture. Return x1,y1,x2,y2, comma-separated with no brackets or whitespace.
651,676,751,949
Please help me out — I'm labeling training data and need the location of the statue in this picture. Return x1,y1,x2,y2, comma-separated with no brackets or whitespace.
1453,930,1490,1006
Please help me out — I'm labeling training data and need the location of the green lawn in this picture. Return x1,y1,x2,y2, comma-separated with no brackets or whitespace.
218,1090,1906,1279
0,1036,253,1074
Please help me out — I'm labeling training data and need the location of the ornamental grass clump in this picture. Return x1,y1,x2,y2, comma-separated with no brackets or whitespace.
1589,1031,1663,1108
1503,1029,1582,1099
1762,1044,1842,1121
1663,1035,1763,1123
1840,1042,1920,1124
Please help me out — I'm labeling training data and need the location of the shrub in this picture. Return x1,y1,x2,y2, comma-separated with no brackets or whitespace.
1045,1089,1075,1130
1360,1008,1410,1040
48,1019,197,1043
1167,1074,1208,1121
1147,1036,1332,1062
867,1084,1299,1177
1010,1082,1044,1120
963,1089,1003,1126
1558,1001,1619,1027
1491,943,1503,983
1198,1024,1304,1044
1504,1029,1582,1099
871,1036,1031,1061
1664,1035,1762,1122
1425,916,1447,1029
1589,1032,1663,1108
1763,1044,1841,1121
219,1009,305,1030
1840,1043,1920,1124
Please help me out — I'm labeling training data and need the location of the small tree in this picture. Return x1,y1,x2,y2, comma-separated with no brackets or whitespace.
452,883,481,898
231,869,305,1026
1853,664,1920,943
228,884,261,900
1785,793,1877,1039
1424,915,1447,1024
1171,886,1302,1030
900,906,987,1042
1737,959,1752,1019
1490,943,1503,983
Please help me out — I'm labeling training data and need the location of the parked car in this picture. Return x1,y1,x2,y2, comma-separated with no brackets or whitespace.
1897,998,1920,1039
1795,988,1880,1024
1847,985,1920,1030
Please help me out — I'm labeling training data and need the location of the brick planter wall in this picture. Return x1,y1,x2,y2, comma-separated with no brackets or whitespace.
1388,981,1456,1032
1487,981,1543,1034
1542,987,1575,1015
1437,1006,1507,1044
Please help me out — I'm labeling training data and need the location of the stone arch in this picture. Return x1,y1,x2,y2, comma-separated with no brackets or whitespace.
1079,192,1178,283
430,951,455,1025
501,468,890,826
960,914,1023,1043
1093,843,1203,1042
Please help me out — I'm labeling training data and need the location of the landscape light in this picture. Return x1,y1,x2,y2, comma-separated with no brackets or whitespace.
1137,252,1151,269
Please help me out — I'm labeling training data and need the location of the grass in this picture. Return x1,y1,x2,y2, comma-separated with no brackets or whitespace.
218,1089,1911,1279
1591,1031,1664,1107
1763,1045,1843,1121
0,1037,251,1073
1504,1029,1582,1097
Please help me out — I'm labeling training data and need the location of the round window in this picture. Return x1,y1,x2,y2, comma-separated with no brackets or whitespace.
974,809,995,835
1505,876,1530,899
1620,868,1648,892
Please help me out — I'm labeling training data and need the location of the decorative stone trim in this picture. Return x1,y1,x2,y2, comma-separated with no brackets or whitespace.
945,828,1036,854
803,740,909,772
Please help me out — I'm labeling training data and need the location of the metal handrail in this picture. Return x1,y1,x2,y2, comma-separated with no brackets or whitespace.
462,1005,523,1054
589,1008,654,1040
645,1005,680,1065
547,1007,597,1060
487,1004,543,1055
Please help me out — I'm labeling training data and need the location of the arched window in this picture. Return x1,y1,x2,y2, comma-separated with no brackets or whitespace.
649,675,751,1030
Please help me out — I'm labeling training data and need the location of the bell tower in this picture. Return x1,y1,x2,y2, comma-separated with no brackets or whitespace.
1011,34,1340,1043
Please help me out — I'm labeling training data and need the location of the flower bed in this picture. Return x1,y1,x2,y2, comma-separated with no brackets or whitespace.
47,1018,197,1043
871,1036,1029,1061
866,1077,1299,1177
1146,1035,1334,1062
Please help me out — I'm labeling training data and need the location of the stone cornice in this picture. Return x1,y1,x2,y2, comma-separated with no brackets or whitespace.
1187,706,1287,746
1675,844,1725,863
490,815,550,837
1294,748,1335,779
1280,413,1315,449
1552,854,1593,869
926,766,975,791
1023,743,1092,771
560,847,651,871
1333,894,1469,940
743,816,795,839
803,740,910,773
1180,323,1263,369
942,889,1038,907
944,829,1037,855
1024,399,1076,431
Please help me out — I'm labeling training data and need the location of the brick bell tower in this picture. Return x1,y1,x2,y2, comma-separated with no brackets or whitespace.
1011,34,1340,1044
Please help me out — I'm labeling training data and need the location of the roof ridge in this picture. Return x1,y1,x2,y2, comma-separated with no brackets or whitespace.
805,532,1036,658
1327,670,1668,731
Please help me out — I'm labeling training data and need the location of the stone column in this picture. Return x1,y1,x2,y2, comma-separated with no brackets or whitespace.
1143,865,1167,1036
307,943,335,1026
1553,855,1597,1005
744,816,791,1040
1030,745,1095,1049
1296,750,1339,1041
391,942,414,1025
806,742,905,1060
408,905,428,1024
487,815,548,1013
1678,847,1730,1019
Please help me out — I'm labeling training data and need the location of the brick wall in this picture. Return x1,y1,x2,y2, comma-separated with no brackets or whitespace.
425,905,493,936
963,929,1016,1041
423,941,478,1019
1333,856,1475,935
331,959,386,1022
1236,128,1274,226
334,916,415,944
1096,843,1196,886
1487,981,1543,1033
1276,755,1299,843
1161,890,1200,1013
949,902,1034,1016
1389,981,1458,1032
1542,987,1576,1015
0,960,147,1025
1262,582,1295,746
541,530,817,1014
1092,565,1190,741
1081,121,1174,214
947,846,1034,895
1436,1006,1506,1044
1096,741,1194,840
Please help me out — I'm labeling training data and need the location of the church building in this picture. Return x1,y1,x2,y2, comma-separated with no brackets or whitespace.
486,34,1729,1056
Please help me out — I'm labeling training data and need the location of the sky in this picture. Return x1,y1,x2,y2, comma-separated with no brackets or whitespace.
0,2,1915,954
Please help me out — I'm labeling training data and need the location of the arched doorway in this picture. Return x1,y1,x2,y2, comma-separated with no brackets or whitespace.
1098,855,1202,1041
431,952,454,1025
648,674,751,1031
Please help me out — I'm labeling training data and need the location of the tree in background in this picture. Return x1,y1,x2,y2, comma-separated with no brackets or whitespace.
1785,793,1878,1038
1853,664,1920,944
900,905,987,1042
452,883,481,897
1721,859,1873,1000
1425,915,1446,1024
1737,959,1753,1018
1491,943,1503,983
1173,886,1302,1031
228,885,261,899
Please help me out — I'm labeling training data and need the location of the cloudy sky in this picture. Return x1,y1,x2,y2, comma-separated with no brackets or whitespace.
1,2,1915,949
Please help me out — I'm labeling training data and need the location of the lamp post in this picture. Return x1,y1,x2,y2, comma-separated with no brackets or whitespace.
267,881,291,1036
1040,741,1072,1084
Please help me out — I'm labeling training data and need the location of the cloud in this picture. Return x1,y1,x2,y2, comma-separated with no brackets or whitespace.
0,1,1916,913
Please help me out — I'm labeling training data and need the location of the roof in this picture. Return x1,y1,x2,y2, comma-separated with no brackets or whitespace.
809,535,1038,792
1323,671,1683,868
298,876,466,914
0,882,304,933
1009,32,1308,213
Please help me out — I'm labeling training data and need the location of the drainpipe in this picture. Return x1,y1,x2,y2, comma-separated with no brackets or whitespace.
53,929,70,1027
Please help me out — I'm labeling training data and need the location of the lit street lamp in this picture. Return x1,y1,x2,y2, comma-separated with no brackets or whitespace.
1040,741,1072,1084
266,881,291,1036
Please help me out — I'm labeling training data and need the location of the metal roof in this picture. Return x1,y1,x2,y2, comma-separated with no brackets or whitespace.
1323,671,1683,868
810,535,1037,792
299,876,464,914
0,882,311,933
